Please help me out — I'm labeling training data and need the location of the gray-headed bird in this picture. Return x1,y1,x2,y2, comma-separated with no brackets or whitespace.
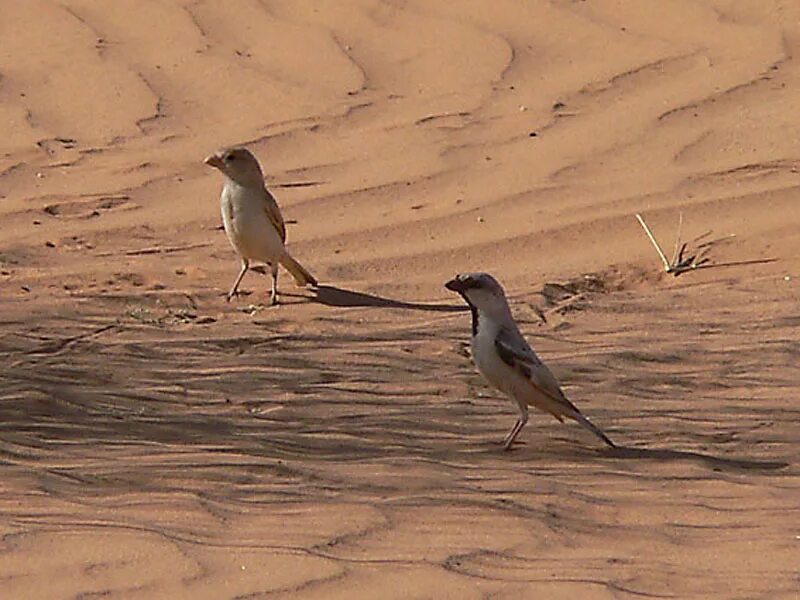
205,146,316,304
445,272,615,450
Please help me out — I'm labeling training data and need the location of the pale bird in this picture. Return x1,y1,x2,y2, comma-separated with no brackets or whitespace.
445,272,615,450
205,146,316,304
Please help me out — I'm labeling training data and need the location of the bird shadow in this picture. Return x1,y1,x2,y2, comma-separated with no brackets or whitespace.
599,444,788,472
283,284,466,312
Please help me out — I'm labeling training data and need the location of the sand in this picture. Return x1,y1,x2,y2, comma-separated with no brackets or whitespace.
1,1,799,598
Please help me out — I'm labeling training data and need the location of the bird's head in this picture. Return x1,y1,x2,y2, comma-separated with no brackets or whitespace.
204,146,264,186
445,272,511,318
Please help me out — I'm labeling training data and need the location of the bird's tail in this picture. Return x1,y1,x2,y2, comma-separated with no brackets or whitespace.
571,412,616,448
280,252,317,287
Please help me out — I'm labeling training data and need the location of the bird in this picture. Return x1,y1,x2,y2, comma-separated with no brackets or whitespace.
445,272,615,450
204,146,317,305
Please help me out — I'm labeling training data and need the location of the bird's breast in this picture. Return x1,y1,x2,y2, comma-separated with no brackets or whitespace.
470,317,502,373
220,184,283,260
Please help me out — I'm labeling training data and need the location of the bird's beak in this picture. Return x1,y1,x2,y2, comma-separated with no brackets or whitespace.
445,277,464,292
204,153,224,169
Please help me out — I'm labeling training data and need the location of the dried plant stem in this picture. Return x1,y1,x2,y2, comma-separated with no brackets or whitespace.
636,213,670,271
634,212,776,277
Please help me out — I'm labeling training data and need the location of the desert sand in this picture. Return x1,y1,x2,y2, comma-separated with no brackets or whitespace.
1,1,799,598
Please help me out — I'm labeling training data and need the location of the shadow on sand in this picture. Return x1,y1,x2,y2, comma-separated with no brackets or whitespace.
284,284,466,312
601,444,788,472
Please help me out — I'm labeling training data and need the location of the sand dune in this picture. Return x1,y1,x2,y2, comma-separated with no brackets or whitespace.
1,1,798,598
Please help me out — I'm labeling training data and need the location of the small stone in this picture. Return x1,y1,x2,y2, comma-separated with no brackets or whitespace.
175,268,186,275
196,316,216,324
45,241,55,248
477,216,484,223
33,220,41,225
519,105,527,112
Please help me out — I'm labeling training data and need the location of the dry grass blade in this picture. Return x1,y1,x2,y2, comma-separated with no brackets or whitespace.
635,214,670,270
671,211,684,266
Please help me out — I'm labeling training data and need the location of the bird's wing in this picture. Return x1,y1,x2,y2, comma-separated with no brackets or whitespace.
261,186,287,243
495,326,616,447
494,327,580,419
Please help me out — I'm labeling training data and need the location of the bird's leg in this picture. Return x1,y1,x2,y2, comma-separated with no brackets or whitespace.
227,259,249,302
502,419,521,447
502,420,525,450
269,263,279,306
502,406,529,451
